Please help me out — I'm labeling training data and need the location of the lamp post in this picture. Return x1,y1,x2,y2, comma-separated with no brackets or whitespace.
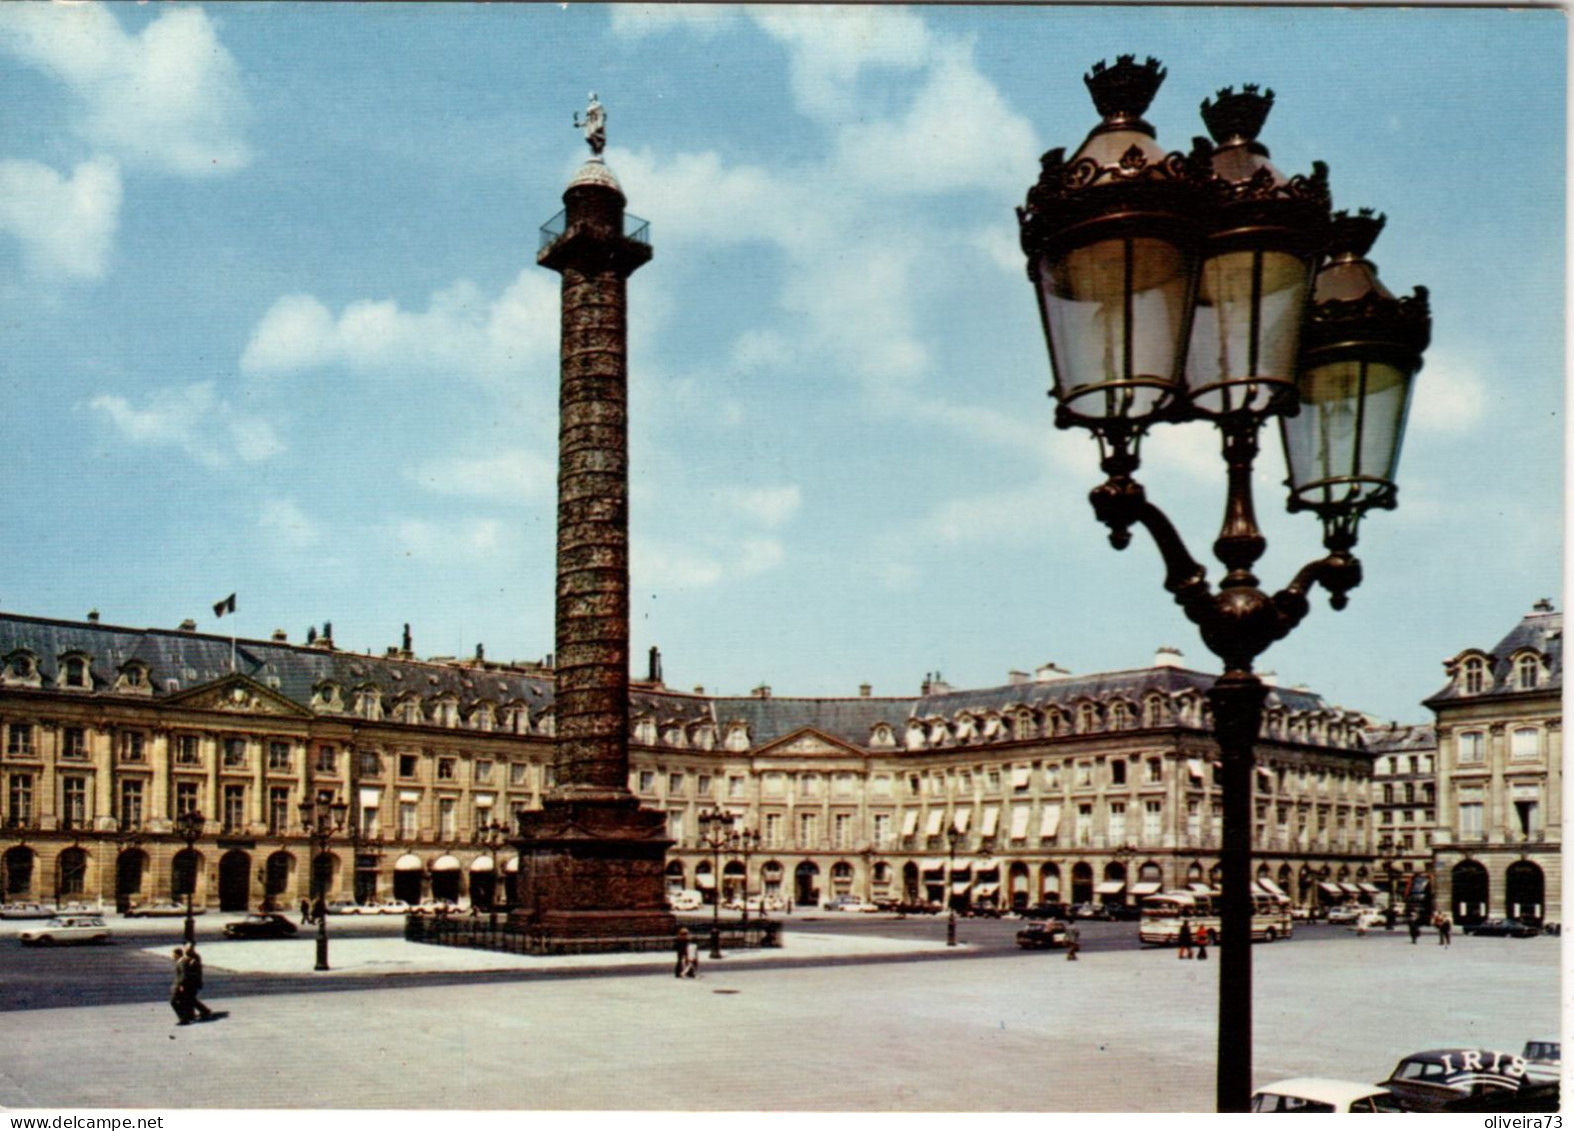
1018,57,1429,1112
478,820,510,932
1112,842,1138,913
697,807,731,959
299,795,349,972
1379,836,1400,927
945,824,962,947
733,826,761,929
173,808,204,946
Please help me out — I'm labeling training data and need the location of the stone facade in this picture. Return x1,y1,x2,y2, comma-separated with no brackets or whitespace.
1426,600,1562,924
0,615,1387,917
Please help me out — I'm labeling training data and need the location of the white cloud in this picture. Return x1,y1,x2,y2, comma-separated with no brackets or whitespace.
718,485,802,527
88,381,284,468
258,498,320,551
0,157,120,280
240,271,561,385
1408,349,1484,434
409,450,556,502
607,148,804,248
632,541,726,591
0,4,251,176
609,4,742,38
751,6,933,122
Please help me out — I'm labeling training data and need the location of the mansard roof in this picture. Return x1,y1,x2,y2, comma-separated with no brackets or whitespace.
1362,721,1436,755
914,665,1331,717
1426,599,1563,707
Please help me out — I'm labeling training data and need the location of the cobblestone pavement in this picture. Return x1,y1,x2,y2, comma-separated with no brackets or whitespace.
0,927,1558,1112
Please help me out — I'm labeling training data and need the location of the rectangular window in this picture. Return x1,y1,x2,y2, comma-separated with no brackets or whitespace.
797,812,818,849
63,727,88,761
1458,732,1485,764
1146,758,1163,784
437,758,456,781
1511,728,1541,760
509,762,528,787
764,812,782,848
221,737,245,768
223,784,245,832
439,798,456,838
175,780,200,817
121,731,145,763
872,813,892,848
1514,799,1541,838
638,771,655,794
1110,760,1127,786
1143,799,1162,842
361,805,380,839
1044,765,1062,791
666,810,684,844
1458,800,1484,837
907,774,922,797
728,776,746,799
696,773,713,798
268,787,290,834
985,769,1001,792
268,741,291,772
668,772,684,796
398,754,419,779
833,812,852,849
834,773,856,797
1108,802,1126,843
316,746,337,774
1075,763,1092,788
359,751,381,776
174,735,200,766
6,723,32,757
119,779,144,828
62,775,87,829
1186,799,1201,841
475,760,494,784
399,801,418,838
1075,804,1093,846
871,774,892,798
800,775,820,798
7,773,32,824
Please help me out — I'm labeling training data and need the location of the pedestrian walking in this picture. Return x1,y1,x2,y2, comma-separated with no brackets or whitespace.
1177,920,1194,959
684,934,700,978
1408,916,1421,944
300,896,312,925
1439,915,1452,947
1064,922,1080,961
312,895,327,925
1433,910,1446,945
673,928,689,979
181,946,214,1021
1195,931,1208,961
170,947,194,1024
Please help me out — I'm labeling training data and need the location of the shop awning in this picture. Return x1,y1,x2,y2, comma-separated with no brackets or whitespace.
925,810,944,836
696,874,715,889
949,860,972,875
505,857,518,873
1357,882,1379,894
922,859,946,874
1095,881,1125,895
1318,882,1343,896
1010,806,1031,839
432,855,461,872
394,853,423,872
902,810,920,836
1130,882,1162,896
1039,805,1061,839
1012,766,1032,788
1189,883,1214,894
1259,877,1286,896
1255,766,1273,782
974,883,999,898
981,806,1000,837
953,809,972,833
470,856,494,872
1187,759,1207,781
951,880,972,894
1340,882,1361,895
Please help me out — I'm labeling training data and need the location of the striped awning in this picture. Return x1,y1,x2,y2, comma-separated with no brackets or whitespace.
1130,882,1162,896
1039,805,1061,838
1095,881,1125,895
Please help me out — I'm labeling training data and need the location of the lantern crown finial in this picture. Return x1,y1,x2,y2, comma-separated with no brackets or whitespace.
1326,208,1386,259
1200,85,1275,146
1085,55,1167,130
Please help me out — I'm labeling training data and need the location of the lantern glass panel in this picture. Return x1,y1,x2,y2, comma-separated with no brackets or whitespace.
1187,248,1312,414
1037,235,1194,421
1281,357,1413,510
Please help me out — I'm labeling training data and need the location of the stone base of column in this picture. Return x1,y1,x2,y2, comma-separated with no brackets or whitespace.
509,797,676,943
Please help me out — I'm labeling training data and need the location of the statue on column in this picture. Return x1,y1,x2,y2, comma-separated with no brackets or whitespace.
574,92,606,157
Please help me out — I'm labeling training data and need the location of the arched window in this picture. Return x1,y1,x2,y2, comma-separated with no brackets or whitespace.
1462,657,1486,694
1517,655,1539,690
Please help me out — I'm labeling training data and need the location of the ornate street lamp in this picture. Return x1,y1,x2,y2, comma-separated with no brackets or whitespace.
173,808,204,946
697,808,732,959
1018,56,1429,1112
944,824,962,947
477,819,510,932
299,795,349,972
732,826,762,929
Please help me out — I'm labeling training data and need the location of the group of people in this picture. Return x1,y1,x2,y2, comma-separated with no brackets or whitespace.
169,945,213,1025
299,896,327,925
1175,920,1209,960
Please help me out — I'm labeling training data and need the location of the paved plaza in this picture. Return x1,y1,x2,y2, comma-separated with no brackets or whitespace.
0,922,1560,1113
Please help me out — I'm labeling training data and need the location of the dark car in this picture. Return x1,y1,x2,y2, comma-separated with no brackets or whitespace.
1462,918,1540,938
1020,901,1070,921
1103,903,1142,921
223,913,299,939
1015,920,1070,950
1380,1048,1539,1112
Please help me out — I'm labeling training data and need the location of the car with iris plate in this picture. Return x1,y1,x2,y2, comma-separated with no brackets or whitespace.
19,915,112,946
1250,1078,1402,1112
1379,1048,1549,1112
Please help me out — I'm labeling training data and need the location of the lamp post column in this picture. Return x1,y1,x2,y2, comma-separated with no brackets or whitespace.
175,810,204,947
946,827,960,947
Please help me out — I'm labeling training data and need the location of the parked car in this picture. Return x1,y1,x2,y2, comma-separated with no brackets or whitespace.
822,895,868,912
1103,903,1143,922
666,889,703,912
19,915,112,946
1349,909,1386,932
125,900,203,918
371,899,411,915
0,901,55,920
1019,901,1070,921
412,899,459,916
1015,920,1070,950
223,912,298,939
1462,918,1539,938
1522,1040,1560,1083
1324,905,1362,924
1250,1078,1403,1113
1380,1048,1539,1112
323,900,361,916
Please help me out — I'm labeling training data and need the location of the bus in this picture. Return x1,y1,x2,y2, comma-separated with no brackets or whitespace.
1138,887,1293,946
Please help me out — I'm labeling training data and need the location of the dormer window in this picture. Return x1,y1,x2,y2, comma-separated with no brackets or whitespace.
724,724,749,752
633,717,656,746
314,683,343,712
1462,656,1486,694
61,656,89,689
1517,655,1539,690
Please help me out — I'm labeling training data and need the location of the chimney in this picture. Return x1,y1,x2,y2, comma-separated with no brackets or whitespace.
1154,646,1184,669
272,629,288,643
476,643,486,662
859,683,872,697
178,618,197,632
1008,670,1030,685
307,627,317,645
648,646,663,685
87,610,100,624
693,686,705,695
752,683,772,699
401,623,413,659
1034,663,1071,682
1534,598,1555,613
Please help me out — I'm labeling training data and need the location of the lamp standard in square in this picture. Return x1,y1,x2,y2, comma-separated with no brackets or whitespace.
697,807,732,958
299,796,349,971
173,808,204,947
478,819,510,932
1017,56,1429,1111
945,824,962,947
733,827,761,928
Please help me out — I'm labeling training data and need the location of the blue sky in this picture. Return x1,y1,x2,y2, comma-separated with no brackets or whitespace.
0,3,1562,724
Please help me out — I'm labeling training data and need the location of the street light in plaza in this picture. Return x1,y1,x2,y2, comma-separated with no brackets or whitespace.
1017,56,1429,1112
944,824,962,947
299,795,349,972
173,808,204,947
1112,842,1138,913
732,826,762,929
697,807,732,959
477,819,510,932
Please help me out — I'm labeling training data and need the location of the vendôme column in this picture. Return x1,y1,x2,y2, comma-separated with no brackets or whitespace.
512,94,675,944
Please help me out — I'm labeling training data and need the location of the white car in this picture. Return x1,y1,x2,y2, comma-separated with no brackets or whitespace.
667,890,703,912
1349,909,1386,931
1251,1078,1402,1113
373,899,411,915
324,900,362,915
19,915,112,946
1325,905,1362,923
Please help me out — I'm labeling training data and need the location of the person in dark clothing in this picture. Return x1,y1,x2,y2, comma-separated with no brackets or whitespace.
170,948,194,1024
1177,920,1194,959
1408,916,1422,944
674,928,689,978
181,946,214,1021
300,897,313,925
